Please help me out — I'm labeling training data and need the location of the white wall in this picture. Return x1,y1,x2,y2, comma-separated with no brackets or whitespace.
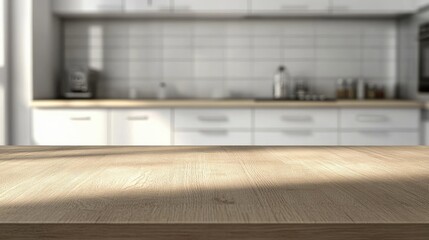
10,0,32,145
0,0,7,145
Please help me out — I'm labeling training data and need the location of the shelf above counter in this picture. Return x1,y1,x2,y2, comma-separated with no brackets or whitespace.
31,99,424,109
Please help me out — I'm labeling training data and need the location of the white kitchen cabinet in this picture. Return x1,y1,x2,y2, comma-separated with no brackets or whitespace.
32,109,108,146
174,108,252,145
125,0,171,12
175,131,252,146
340,131,420,146
340,109,421,146
53,0,124,14
254,109,338,146
173,0,248,13
255,131,338,146
251,0,331,13
340,109,420,130
255,109,338,129
175,109,252,130
110,109,172,146
331,0,417,14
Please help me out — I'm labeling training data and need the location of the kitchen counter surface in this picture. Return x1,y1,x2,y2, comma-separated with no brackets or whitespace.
31,99,423,109
1,146,428,239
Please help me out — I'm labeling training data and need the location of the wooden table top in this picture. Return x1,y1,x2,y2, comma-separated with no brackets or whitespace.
1,146,429,225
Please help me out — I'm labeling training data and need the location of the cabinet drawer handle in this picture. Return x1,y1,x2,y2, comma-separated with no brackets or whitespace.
128,116,149,121
356,115,389,123
281,116,313,122
198,116,229,122
282,130,313,136
281,5,309,10
70,117,91,121
199,130,229,136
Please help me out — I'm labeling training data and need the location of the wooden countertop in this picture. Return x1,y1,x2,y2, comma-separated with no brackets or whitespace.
0,147,428,239
31,99,423,109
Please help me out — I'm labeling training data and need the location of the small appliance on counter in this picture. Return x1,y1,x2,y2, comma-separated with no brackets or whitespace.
61,66,98,99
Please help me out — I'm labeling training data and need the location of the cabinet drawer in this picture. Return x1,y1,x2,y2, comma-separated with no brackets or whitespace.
110,109,172,146
174,131,252,146
255,109,338,129
340,109,420,130
251,0,330,12
175,109,252,130
125,0,171,12
32,109,108,146
53,0,124,13
255,131,338,146
331,0,415,13
174,0,248,12
340,131,420,146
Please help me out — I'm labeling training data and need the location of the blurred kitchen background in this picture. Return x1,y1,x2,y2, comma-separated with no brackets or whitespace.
2,0,429,146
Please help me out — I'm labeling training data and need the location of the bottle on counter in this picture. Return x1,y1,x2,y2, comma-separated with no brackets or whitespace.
336,78,347,100
273,66,288,99
346,78,357,100
375,85,386,99
366,84,376,99
356,79,366,100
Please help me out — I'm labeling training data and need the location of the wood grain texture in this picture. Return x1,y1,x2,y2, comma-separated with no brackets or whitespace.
31,100,423,109
1,147,429,239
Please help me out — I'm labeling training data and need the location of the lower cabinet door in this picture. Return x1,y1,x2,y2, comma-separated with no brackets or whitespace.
32,109,108,146
255,131,338,146
110,109,172,146
174,130,252,146
340,131,420,146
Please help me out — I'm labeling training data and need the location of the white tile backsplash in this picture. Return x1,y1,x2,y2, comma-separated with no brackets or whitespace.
253,36,282,47
253,61,284,78
226,61,253,79
194,62,225,79
195,48,225,61
129,61,162,79
64,19,398,99
316,48,361,61
284,48,315,60
316,36,361,48
226,48,251,60
253,48,282,60
163,62,194,80
129,48,162,61
363,48,396,61
362,61,397,79
316,61,361,78
283,37,314,47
